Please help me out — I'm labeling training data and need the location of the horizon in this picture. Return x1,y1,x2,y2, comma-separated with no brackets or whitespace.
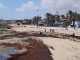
0,0,80,19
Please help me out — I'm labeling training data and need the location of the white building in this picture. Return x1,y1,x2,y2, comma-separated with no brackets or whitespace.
70,21,80,28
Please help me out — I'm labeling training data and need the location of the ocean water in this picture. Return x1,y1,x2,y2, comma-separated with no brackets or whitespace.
0,46,16,60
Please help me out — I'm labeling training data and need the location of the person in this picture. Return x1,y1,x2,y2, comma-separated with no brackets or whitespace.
72,33,75,41
50,29,51,32
45,28,46,32
52,29,54,32
40,32,42,35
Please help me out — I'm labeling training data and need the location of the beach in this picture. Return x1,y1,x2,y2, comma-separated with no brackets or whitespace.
0,24,80,60
10,25,80,60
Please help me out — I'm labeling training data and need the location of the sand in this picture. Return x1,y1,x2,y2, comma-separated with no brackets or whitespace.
11,25,80,36
38,37,80,60
10,25,80,60
9,38,53,60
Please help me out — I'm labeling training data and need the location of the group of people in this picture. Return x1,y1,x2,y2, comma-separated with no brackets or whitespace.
44,28,54,32
44,28,75,40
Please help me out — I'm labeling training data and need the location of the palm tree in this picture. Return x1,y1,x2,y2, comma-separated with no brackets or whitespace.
61,15,65,19
32,16,42,27
45,13,55,26
68,10,77,29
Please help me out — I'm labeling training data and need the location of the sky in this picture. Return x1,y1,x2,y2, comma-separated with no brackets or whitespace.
0,0,80,19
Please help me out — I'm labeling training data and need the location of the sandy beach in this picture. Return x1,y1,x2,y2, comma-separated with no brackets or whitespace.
38,37,80,60
10,25,80,60
11,24,80,36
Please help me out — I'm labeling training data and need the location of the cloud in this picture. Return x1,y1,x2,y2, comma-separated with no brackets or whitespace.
16,1,38,12
0,3,8,10
41,0,56,8
41,0,80,9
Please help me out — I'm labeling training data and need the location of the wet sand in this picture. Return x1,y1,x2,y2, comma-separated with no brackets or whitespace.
8,38,53,60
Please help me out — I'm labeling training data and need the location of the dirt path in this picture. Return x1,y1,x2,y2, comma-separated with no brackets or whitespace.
38,37,80,60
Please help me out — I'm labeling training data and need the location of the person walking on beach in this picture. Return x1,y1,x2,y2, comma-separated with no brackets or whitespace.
50,29,51,32
52,29,54,32
72,33,75,41
45,28,46,32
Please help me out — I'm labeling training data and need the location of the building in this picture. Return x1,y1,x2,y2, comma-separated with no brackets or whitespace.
70,21,80,28
0,19,7,25
38,20,45,26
